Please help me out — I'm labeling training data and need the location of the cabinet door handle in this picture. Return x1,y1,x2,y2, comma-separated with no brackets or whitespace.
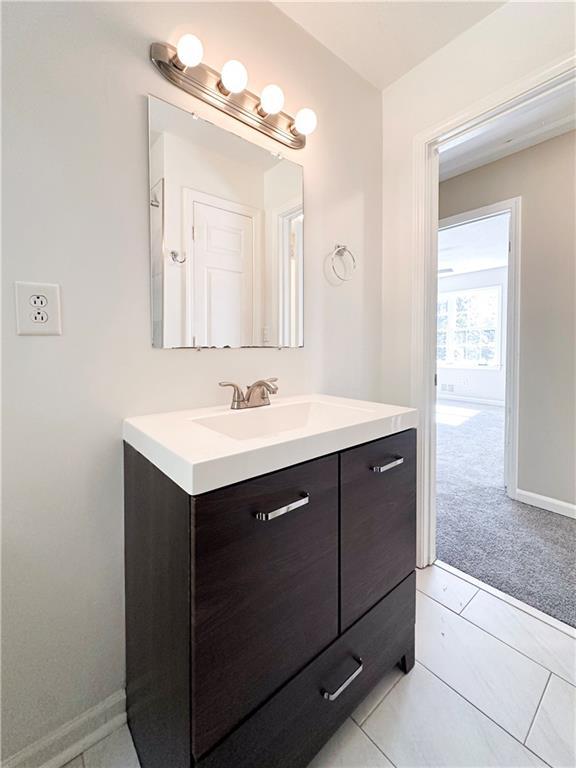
254,493,309,521
371,457,404,473
321,656,363,701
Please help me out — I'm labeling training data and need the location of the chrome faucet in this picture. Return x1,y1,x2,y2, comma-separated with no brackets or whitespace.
219,378,278,409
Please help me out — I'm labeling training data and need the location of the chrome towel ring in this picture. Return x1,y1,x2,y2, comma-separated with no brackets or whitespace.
330,244,357,282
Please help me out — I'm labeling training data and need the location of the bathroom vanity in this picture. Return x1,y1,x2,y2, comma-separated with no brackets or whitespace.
124,395,417,768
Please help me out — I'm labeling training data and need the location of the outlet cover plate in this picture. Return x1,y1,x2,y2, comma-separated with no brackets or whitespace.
15,282,62,335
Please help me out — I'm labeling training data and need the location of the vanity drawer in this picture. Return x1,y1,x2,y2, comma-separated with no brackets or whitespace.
340,429,416,630
191,454,339,757
201,572,415,768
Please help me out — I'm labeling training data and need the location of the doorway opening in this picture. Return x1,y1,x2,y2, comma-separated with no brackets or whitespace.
435,205,514,574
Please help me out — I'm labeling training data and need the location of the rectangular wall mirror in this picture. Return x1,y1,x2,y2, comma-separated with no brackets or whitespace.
148,96,304,349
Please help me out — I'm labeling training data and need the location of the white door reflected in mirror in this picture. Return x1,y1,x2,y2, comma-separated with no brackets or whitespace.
191,197,254,348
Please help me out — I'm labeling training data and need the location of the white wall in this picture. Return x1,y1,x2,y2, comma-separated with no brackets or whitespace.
1,2,382,759
439,132,576,504
437,267,508,404
164,131,266,212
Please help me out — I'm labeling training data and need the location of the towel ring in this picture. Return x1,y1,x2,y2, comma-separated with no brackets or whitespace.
330,244,356,282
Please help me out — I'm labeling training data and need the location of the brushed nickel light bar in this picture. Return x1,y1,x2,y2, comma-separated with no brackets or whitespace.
150,36,317,150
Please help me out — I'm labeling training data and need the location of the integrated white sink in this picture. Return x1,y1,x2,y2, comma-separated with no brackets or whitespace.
124,394,418,495
193,400,375,440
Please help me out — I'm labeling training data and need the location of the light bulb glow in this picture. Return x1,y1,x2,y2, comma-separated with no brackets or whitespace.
176,34,204,68
294,107,317,136
259,84,285,115
220,60,248,94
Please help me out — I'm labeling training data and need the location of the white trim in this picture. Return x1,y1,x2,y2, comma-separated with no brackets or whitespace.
504,198,521,501
514,489,576,520
434,560,576,639
440,200,515,230
412,55,576,568
412,138,439,568
267,197,303,347
3,690,126,768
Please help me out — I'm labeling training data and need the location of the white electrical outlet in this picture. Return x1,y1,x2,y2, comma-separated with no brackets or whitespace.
15,282,62,335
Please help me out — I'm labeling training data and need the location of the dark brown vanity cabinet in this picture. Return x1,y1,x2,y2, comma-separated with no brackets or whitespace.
125,428,416,768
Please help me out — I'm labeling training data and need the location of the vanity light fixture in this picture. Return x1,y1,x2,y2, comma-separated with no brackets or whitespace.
150,36,316,149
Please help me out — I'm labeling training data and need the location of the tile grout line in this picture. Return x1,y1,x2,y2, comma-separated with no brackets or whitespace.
523,671,552,747
433,561,576,640
354,718,399,768
416,589,575,686
355,672,405,726
457,586,480,614
416,661,555,768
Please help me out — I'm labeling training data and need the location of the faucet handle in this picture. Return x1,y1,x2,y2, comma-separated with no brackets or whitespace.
219,381,246,409
247,378,278,395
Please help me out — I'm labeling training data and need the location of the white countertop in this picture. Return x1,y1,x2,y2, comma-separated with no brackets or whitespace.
123,394,418,495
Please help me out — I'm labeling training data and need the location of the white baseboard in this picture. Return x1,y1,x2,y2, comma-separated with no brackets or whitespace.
514,488,576,519
4,690,126,768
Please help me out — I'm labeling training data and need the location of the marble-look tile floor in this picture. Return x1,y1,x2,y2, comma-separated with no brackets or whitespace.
67,564,576,768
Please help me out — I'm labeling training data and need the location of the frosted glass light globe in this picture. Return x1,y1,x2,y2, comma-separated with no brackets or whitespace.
220,60,248,94
176,34,204,68
260,84,285,115
294,108,317,136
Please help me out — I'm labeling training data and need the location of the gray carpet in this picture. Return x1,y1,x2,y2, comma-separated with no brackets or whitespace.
436,400,576,627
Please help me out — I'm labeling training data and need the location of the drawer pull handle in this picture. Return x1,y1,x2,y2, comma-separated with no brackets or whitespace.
321,656,363,701
371,457,404,473
254,493,309,521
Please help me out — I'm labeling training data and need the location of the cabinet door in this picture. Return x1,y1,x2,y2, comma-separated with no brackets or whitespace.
192,455,339,757
340,429,416,630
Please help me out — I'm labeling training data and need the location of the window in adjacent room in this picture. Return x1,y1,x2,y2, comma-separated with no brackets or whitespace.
437,285,502,369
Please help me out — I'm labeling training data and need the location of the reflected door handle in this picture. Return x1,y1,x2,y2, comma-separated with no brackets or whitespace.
254,493,309,521
371,457,404,473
